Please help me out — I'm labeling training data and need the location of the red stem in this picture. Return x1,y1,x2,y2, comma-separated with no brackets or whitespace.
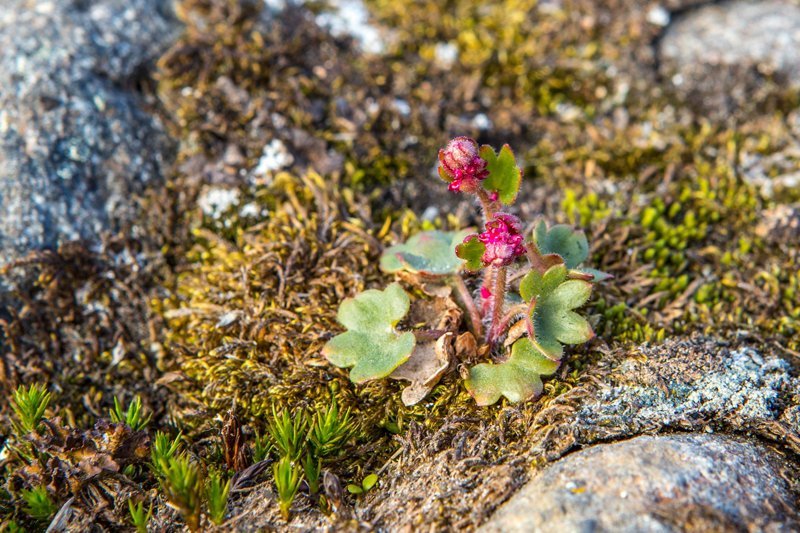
451,274,482,340
476,188,497,221
486,266,507,344
493,303,530,338
525,241,549,274
525,297,537,340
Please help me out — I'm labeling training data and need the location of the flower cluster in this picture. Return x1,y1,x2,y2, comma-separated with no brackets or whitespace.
478,213,526,266
438,136,489,193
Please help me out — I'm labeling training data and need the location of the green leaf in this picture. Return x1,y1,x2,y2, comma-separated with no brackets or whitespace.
346,484,363,495
532,220,589,269
465,338,560,406
361,474,378,491
519,264,568,303
455,235,485,271
380,230,472,276
532,277,594,360
323,283,416,383
480,144,522,205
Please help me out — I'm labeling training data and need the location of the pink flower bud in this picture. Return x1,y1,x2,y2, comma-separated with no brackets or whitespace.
438,137,489,193
478,213,526,267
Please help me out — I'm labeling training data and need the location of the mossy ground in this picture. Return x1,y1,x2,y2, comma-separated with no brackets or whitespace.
1,0,799,530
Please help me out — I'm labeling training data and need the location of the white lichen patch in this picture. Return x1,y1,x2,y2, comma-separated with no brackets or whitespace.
315,0,385,54
254,139,294,176
198,187,241,219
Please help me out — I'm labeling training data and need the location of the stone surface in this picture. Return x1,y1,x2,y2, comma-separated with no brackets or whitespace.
658,0,800,117
575,342,797,434
481,434,800,532
0,0,180,265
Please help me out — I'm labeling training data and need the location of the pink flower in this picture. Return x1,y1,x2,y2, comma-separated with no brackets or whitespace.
438,137,489,193
478,213,525,266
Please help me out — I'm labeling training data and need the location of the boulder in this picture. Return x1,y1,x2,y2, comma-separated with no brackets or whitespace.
0,0,180,265
481,434,800,532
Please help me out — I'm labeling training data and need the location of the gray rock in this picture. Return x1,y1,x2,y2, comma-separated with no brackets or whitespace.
481,434,800,532
658,0,800,118
0,0,180,265
577,345,795,432
547,339,800,451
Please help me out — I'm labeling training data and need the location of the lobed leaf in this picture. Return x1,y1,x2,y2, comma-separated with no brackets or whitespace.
323,283,416,383
465,338,560,405
380,230,472,276
480,144,522,205
532,220,589,269
519,264,594,359
519,264,568,303
532,278,594,360
455,235,485,271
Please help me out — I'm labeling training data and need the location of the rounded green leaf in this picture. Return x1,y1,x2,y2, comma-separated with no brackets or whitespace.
323,283,416,383
361,474,378,491
533,220,589,270
465,338,560,406
380,230,472,276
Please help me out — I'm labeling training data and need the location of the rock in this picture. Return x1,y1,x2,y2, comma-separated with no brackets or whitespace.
658,0,800,118
0,0,180,265
480,434,800,532
575,342,798,435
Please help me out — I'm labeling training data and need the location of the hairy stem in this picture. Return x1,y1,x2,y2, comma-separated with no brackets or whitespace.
494,303,530,338
476,188,496,222
525,241,549,274
486,266,507,344
525,297,537,340
480,267,494,316
451,274,482,339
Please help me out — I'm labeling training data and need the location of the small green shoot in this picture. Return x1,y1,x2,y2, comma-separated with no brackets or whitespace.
128,499,153,533
273,456,303,521
151,431,183,477
160,456,202,532
206,471,231,526
307,398,353,457
20,486,57,521
109,396,152,431
11,384,51,434
302,451,321,495
267,407,307,461
253,429,273,462
346,473,378,495
2,521,24,533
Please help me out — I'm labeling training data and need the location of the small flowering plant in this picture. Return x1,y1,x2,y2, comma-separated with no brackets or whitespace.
324,137,610,406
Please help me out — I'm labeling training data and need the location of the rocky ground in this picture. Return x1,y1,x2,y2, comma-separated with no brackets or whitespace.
0,0,799,531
